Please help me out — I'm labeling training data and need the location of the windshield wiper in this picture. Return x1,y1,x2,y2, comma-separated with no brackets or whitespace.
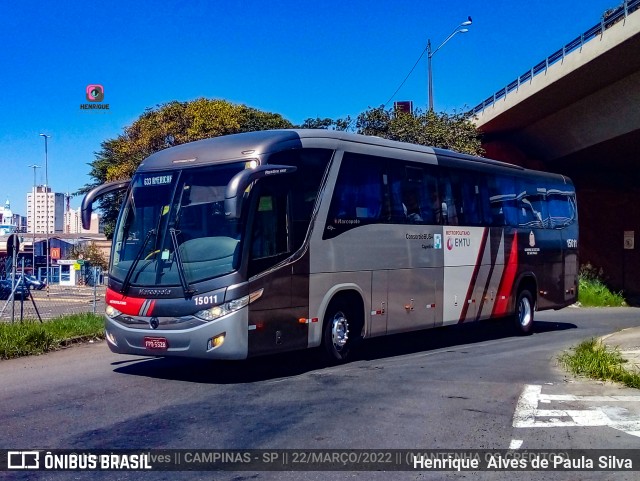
121,229,156,294
169,227,196,299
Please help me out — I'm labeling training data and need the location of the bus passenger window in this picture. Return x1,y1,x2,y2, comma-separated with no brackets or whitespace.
437,176,459,225
402,188,424,223
547,183,576,228
395,163,439,225
329,154,383,222
447,170,484,226
488,175,518,227
517,179,547,229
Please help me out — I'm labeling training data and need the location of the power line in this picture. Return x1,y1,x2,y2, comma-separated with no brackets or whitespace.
384,46,427,108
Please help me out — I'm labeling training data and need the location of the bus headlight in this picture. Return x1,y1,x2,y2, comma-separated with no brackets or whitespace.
195,295,249,322
105,305,122,318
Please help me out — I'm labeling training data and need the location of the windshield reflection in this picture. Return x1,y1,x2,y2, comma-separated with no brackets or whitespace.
110,162,246,289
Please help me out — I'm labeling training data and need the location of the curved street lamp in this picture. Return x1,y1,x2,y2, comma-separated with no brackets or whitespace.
427,17,472,111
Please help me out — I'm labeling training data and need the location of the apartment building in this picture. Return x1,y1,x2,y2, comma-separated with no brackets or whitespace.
26,186,64,234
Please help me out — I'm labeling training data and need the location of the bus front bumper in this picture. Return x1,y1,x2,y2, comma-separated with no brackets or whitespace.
104,308,249,360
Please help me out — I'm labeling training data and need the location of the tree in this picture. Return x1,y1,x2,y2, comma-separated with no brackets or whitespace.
80,99,293,237
300,106,483,156
297,116,352,131
354,106,483,156
66,242,109,271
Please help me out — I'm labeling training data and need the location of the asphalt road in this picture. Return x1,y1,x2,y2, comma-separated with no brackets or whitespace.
2,307,640,481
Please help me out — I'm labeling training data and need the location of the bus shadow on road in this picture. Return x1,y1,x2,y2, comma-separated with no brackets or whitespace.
355,319,577,362
112,319,576,384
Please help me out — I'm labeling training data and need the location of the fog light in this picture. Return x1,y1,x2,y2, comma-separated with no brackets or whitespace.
207,333,226,351
105,330,118,347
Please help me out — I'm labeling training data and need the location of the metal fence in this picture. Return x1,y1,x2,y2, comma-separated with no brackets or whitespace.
470,0,640,116
0,284,106,323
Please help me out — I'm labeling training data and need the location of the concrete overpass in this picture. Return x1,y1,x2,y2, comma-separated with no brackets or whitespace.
472,1,640,301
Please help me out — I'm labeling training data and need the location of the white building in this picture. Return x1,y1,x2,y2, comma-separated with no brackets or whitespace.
26,186,65,234
64,207,101,234
0,199,17,235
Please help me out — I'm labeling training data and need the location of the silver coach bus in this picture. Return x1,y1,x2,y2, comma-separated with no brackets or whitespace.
82,130,578,362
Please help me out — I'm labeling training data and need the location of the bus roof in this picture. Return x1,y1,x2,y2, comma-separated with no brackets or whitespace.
137,129,568,182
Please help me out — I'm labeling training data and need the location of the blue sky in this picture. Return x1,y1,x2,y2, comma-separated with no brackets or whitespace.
0,0,618,217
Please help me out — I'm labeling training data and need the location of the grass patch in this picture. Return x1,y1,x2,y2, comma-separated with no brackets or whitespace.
558,338,640,389
578,264,626,307
0,313,104,360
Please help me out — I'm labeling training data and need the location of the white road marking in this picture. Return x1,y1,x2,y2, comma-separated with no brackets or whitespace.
508,439,523,450
513,384,640,438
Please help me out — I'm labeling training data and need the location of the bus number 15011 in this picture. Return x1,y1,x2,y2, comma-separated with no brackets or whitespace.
194,295,218,306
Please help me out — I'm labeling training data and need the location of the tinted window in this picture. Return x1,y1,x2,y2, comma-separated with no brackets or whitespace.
394,164,439,225
547,179,577,228
447,169,494,227
325,152,443,238
487,174,518,226
267,148,333,249
326,153,385,238
517,178,548,229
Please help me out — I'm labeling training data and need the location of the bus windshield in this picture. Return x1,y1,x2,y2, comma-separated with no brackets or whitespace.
110,162,247,289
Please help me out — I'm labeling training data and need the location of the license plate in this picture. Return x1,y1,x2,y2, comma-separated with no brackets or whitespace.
144,337,168,350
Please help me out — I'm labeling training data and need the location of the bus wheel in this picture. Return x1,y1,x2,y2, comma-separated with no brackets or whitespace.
322,303,359,363
514,289,534,335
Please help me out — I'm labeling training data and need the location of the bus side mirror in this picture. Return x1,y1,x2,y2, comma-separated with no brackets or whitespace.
224,164,297,219
81,180,130,230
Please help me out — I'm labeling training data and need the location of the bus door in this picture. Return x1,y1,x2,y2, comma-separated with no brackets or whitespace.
246,178,308,356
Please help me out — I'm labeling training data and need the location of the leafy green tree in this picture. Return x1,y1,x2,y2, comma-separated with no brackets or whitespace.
297,116,352,131
80,99,293,237
66,242,109,271
300,106,483,156
354,106,483,156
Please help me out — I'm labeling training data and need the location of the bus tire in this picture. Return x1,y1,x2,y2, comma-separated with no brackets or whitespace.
514,289,534,335
322,301,360,363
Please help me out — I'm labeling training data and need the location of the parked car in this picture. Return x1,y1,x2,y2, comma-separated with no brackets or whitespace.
24,275,46,290
0,279,29,300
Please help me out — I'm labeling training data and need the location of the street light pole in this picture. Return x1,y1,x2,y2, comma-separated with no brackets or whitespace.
27,164,41,275
39,133,51,286
427,17,472,111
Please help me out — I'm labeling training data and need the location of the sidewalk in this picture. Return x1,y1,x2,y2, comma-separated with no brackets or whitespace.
601,327,640,372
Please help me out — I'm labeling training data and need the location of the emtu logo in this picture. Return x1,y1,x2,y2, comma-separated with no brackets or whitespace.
447,238,454,250
86,84,104,102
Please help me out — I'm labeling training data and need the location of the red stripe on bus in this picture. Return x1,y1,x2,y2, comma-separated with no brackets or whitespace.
458,228,489,324
146,300,156,316
105,287,147,316
492,234,518,317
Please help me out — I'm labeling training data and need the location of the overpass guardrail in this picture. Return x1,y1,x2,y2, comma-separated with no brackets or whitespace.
470,0,640,116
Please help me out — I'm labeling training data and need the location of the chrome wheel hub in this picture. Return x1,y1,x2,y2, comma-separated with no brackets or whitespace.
518,297,532,328
331,313,349,350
